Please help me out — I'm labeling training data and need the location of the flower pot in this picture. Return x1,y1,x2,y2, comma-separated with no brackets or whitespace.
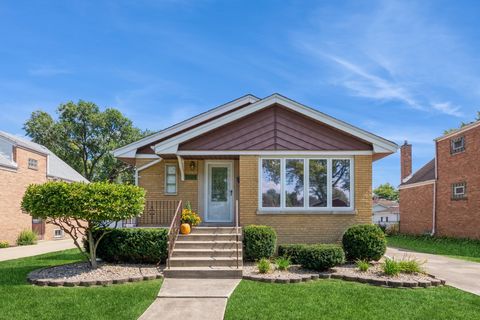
180,223,191,235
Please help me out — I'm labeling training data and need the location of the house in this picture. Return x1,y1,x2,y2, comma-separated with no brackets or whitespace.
399,120,480,239
0,131,88,245
372,198,399,226
114,93,398,245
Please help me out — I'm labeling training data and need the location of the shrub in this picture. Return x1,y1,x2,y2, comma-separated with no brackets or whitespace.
398,258,425,274
342,224,386,261
87,228,168,264
16,230,38,246
0,241,9,248
382,258,401,276
298,244,345,271
356,259,370,272
243,225,277,261
22,181,145,268
275,256,291,271
385,224,399,236
257,258,271,274
377,223,387,233
278,244,306,264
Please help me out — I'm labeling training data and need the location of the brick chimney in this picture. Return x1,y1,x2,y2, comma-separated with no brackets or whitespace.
400,140,412,182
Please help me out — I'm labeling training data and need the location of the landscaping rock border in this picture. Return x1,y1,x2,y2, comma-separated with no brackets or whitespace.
27,262,163,287
243,270,445,288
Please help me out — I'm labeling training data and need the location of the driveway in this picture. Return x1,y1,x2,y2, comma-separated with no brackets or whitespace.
0,239,76,262
387,247,480,296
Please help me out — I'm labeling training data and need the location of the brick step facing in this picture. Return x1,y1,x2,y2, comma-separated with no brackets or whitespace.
166,226,243,278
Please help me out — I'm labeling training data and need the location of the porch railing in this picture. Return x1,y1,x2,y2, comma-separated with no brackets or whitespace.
167,200,183,269
137,200,181,226
235,199,240,269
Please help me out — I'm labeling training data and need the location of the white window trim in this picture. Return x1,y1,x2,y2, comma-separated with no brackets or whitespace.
53,229,64,239
258,156,354,213
164,164,178,195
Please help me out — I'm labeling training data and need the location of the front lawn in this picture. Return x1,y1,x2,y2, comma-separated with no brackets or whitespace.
387,234,480,263
225,280,480,320
0,249,161,320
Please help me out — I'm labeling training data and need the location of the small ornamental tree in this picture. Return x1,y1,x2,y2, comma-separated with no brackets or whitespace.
21,181,145,268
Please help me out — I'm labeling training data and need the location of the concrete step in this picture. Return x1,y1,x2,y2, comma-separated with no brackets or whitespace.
174,240,242,250
177,233,241,242
191,227,241,235
168,257,243,268
164,267,243,279
172,248,242,258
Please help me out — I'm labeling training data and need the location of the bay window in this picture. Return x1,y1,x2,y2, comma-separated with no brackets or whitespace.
260,157,354,212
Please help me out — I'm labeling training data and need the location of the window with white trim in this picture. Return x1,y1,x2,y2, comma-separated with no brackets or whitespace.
452,182,466,199
165,164,177,194
260,157,354,212
451,136,465,154
28,158,38,170
54,229,64,238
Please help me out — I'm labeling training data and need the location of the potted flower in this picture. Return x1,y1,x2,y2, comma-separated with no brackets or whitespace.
180,202,201,235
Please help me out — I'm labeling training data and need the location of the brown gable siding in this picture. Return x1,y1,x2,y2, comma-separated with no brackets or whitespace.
179,105,373,151
136,101,253,154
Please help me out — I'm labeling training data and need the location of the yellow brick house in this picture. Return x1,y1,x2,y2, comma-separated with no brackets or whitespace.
113,93,397,246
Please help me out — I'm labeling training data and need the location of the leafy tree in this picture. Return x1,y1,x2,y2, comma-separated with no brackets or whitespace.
21,181,145,268
444,111,480,135
373,183,399,201
24,100,149,182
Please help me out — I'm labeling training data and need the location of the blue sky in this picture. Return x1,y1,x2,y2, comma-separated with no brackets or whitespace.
1,0,479,187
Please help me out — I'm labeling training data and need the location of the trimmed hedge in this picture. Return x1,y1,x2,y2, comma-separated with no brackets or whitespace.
342,224,386,261
278,244,305,264
87,228,168,264
297,244,345,271
243,225,277,261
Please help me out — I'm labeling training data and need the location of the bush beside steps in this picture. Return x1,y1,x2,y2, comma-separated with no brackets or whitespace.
86,228,168,264
243,225,277,261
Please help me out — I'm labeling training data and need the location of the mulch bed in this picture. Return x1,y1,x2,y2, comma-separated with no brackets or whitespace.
242,261,445,288
28,262,163,287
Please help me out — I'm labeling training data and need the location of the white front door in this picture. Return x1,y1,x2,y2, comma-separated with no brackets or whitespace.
205,161,234,223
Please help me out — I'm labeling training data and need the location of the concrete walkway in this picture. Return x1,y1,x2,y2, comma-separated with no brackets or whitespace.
387,247,480,296
0,239,76,262
139,278,241,320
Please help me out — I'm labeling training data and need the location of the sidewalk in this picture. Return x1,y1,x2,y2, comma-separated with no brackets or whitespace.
387,247,480,296
139,278,241,320
0,239,76,262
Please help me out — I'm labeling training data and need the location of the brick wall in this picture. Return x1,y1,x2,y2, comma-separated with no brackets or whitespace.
435,125,480,239
136,158,199,218
0,148,47,245
238,155,372,244
399,183,434,235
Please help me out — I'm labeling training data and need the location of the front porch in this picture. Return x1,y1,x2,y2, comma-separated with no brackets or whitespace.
128,157,240,228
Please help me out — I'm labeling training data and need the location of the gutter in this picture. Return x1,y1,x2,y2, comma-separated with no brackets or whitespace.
431,143,438,236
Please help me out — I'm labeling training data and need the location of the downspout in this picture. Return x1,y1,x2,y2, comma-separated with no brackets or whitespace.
431,142,438,236
134,167,138,186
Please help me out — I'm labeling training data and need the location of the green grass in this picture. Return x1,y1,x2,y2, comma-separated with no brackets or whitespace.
387,235,480,263
0,249,161,320
225,280,480,320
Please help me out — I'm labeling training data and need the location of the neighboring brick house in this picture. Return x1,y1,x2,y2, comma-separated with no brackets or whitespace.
0,131,88,245
372,198,399,226
399,121,480,239
113,94,398,244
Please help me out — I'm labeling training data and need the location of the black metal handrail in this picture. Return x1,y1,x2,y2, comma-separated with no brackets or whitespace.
167,200,183,269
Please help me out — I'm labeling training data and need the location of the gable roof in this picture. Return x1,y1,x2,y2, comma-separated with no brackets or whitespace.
400,159,436,187
113,93,398,160
0,131,88,182
113,94,260,158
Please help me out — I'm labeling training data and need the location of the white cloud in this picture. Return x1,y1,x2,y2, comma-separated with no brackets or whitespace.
28,66,71,76
431,102,463,117
325,54,421,110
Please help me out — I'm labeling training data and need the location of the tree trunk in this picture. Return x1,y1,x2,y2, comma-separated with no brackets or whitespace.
87,229,97,269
